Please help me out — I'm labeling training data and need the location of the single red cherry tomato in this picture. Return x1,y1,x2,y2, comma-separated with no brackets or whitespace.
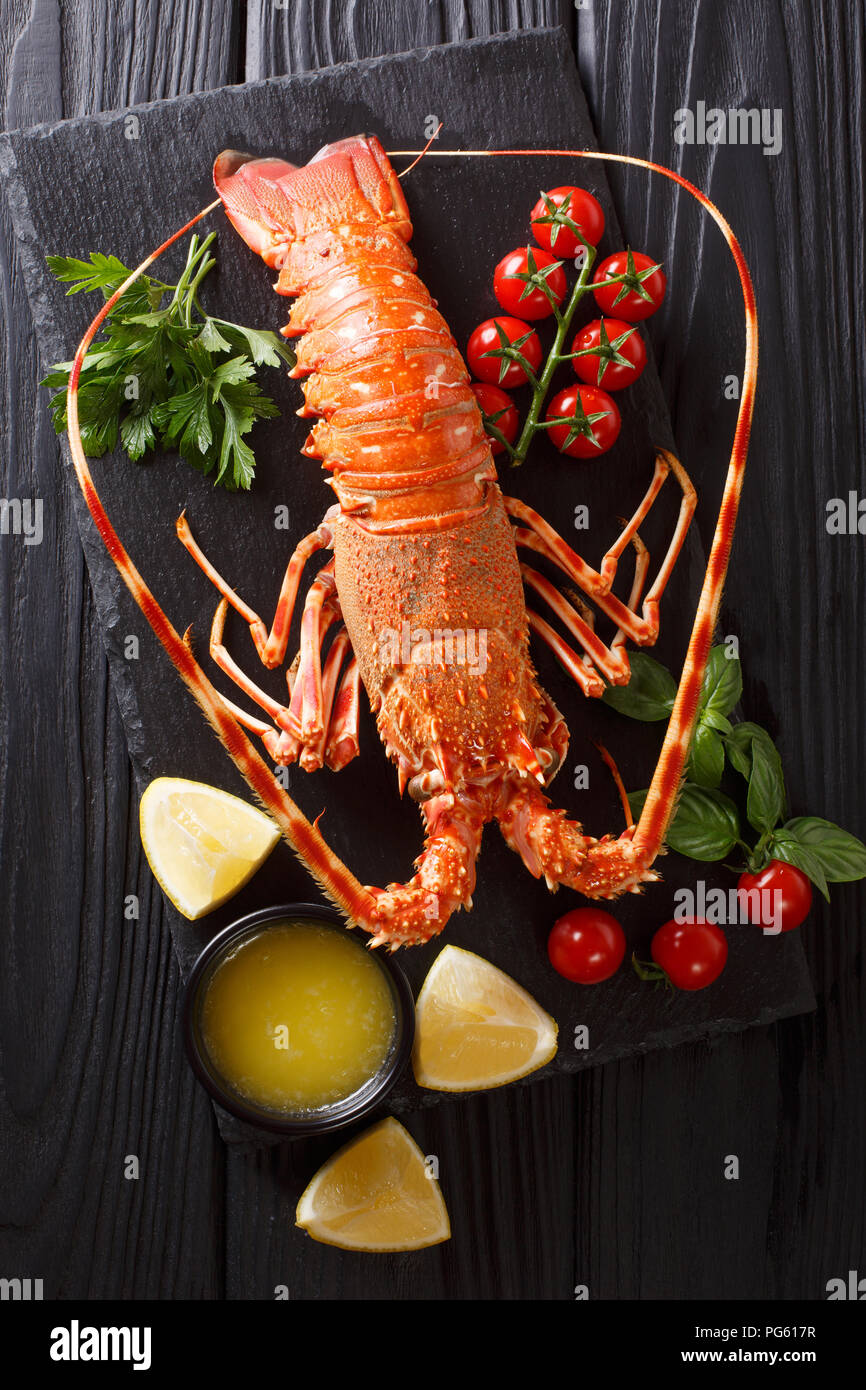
548,907,626,984
493,246,567,320
470,382,519,455
545,384,621,458
592,251,667,321
466,316,542,388
737,860,813,933
531,186,605,256
650,918,728,991
572,318,647,391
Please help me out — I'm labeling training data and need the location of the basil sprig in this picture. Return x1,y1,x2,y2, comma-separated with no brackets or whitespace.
609,644,866,897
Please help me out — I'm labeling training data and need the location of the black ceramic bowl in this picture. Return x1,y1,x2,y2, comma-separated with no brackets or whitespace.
183,902,415,1137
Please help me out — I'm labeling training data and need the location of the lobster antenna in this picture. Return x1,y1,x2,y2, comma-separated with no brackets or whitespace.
395,122,443,178
64,198,377,926
387,146,757,861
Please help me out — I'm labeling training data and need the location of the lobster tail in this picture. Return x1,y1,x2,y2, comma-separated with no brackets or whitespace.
213,150,299,265
212,135,412,269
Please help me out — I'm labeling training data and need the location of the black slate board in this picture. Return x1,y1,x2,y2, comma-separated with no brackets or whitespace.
0,28,814,1146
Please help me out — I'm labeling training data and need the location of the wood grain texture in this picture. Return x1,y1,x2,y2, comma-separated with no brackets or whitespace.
1,0,862,1302
577,0,866,1299
0,0,238,1299
226,1082,575,1299
245,0,574,77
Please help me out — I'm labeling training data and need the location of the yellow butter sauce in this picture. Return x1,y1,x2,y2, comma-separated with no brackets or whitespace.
200,919,397,1113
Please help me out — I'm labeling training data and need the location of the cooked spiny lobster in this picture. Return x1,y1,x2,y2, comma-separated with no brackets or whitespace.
65,135,757,948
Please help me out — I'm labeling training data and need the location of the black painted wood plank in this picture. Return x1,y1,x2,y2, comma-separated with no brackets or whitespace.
0,0,239,1300
579,0,866,1299
226,1080,575,1299
3,0,861,1305
245,0,573,77
574,1031,782,1299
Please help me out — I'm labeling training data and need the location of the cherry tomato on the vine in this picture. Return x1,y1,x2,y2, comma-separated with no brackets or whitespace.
470,382,519,455
466,316,542,388
493,245,567,320
572,318,647,391
650,918,728,991
531,185,606,256
592,250,667,322
737,860,813,933
548,907,626,984
545,384,621,458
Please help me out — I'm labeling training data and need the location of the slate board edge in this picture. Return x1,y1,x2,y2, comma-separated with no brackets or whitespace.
0,26,571,139
0,135,154,777
224,983,819,1151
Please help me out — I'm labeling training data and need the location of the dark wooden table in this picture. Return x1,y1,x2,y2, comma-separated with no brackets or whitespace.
1,0,863,1300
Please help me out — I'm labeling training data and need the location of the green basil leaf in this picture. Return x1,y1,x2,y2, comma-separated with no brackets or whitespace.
700,645,743,719
724,722,786,830
701,709,733,735
687,723,725,788
769,833,830,901
725,721,774,778
783,816,866,883
627,784,741,862
746,738,786,833
724,725,754,779
602,652,677,721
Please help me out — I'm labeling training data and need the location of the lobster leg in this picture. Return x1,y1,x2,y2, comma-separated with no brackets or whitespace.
182,624,285,753
204,573,359,771
177,511,337,668
533,688,570,783
505,449,696,646
611,530,650,651
522,564,630,685
526,609,606,698
289,565,338,742
523,529,650,697
324,654,361,771
208,597,290,726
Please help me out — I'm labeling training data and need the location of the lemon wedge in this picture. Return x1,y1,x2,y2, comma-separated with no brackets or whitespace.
139,777,280,920
296,1117,450,1252
412,944,558,1091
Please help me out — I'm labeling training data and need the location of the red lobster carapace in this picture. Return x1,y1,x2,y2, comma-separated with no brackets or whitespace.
65,135,757,948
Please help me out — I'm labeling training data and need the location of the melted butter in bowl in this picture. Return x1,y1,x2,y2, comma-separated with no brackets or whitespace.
201,919,397,1112
184,905,415,1136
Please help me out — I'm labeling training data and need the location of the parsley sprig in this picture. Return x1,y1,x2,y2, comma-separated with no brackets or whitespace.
42,234,295,490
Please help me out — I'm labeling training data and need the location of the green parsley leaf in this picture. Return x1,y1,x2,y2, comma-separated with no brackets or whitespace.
42,231,295,491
